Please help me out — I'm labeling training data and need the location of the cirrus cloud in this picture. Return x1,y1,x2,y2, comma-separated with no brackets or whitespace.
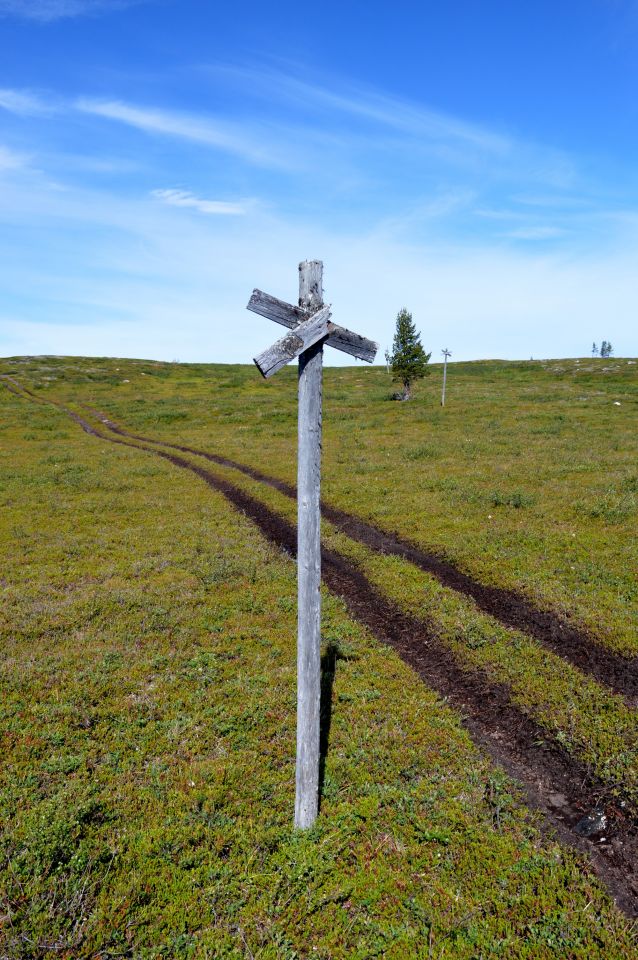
0,87,52,114
151,188,253,216
0,145,28,170
0,0,144,21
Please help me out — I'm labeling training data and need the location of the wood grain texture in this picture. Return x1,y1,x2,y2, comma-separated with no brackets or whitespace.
295,260,323,830
253,305,333,379
247,288,378,364
247,289,306,327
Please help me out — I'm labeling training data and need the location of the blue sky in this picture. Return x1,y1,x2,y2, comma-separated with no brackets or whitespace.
1,0,637,363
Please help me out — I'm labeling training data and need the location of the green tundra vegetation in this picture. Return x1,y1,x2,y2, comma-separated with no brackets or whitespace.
1,354,637,958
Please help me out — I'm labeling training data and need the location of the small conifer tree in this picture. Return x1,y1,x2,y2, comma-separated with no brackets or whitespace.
389,308,431,399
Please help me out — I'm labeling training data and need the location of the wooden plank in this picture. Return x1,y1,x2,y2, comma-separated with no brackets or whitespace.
327,325,378,364
247,289,378,364
253,305,333,379
247,289,306,326
294,260,323,831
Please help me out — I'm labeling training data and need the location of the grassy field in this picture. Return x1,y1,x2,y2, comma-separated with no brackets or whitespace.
1,354,637,958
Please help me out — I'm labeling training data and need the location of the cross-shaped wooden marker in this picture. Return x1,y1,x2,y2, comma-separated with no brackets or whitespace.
248,261,378,828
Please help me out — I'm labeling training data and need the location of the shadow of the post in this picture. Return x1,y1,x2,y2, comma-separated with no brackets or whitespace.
318,640,350,810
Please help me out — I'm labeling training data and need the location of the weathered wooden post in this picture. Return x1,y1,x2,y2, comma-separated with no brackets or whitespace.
441,348,451,406
295,260,324,831
248,261,377,828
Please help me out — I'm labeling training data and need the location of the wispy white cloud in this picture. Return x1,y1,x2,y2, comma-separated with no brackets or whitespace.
76,98,298,169
152,188,252,216
1,157,637,363
213,64,512,155
2,63,637,361
0,87,51,114
50,152,143,174
510,193,592,209
0,0,142,21
204,63,585,198
0,145,29,170
72,68,588,209
505,225,566,240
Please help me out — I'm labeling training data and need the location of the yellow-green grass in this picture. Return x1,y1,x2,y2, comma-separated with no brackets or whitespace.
12,353,635,656
54,355,636,801
94,433,635,807
1,357,637,957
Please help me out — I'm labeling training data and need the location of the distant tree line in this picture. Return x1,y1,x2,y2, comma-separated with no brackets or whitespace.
592,341,614,358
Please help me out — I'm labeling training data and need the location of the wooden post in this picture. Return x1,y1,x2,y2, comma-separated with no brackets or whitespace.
247,262,377,830
441,348,451,407
295,260,323,829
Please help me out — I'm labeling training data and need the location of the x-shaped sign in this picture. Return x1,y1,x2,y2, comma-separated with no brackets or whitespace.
245,261,377,831
248,288,378,377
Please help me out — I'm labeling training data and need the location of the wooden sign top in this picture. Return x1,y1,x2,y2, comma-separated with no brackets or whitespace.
247,289,378,364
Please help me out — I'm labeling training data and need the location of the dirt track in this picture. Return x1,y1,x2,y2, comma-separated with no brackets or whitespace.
83,403,638,707
4,377,638,917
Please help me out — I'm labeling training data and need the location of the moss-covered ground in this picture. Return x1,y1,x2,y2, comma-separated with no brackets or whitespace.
1,355,637,957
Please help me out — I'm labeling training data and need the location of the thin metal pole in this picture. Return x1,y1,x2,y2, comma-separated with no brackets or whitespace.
295,260,323,829
441,348,451,406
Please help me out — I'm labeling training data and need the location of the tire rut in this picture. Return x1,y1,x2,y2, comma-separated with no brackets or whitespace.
3,381,637,916
82,404,638,707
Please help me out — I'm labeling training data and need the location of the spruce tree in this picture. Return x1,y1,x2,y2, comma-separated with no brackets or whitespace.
389,308,431,399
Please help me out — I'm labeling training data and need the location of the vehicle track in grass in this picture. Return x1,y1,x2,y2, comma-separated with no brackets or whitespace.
3,378,638,917
79,403,638,707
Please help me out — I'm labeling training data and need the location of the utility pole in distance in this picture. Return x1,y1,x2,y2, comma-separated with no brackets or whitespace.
441,348,452,406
